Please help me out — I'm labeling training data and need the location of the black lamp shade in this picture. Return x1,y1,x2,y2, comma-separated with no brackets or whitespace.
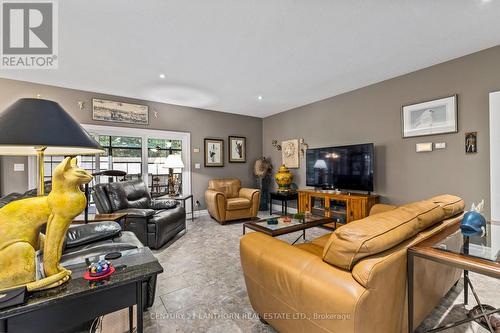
0,98,103,155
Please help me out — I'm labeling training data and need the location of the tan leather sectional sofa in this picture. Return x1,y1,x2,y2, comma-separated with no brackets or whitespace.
205,178,260,224
240,195,465,333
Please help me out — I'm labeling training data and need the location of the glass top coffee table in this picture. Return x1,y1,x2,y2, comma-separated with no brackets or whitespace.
408,220,500,333
242,215,334,244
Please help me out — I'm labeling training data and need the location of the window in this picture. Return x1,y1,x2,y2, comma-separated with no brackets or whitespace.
148,138,183,196
94,135,143,183
32,125,191,202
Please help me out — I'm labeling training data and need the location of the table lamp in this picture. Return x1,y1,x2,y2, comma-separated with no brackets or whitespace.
165,154,184,196
0,98,104,195
314,159,328,186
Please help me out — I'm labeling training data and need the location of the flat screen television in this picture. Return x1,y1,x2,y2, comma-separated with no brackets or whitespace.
306,143,374,192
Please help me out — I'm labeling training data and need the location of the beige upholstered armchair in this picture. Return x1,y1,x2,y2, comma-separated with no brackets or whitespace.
205,179,260,224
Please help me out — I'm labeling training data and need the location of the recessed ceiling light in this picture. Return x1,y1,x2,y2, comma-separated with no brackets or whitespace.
159,73,166,79
482,0,491,3
257,95,263,100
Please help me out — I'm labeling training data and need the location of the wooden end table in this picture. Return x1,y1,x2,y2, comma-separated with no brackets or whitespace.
243,215,334,244
408,220,500,332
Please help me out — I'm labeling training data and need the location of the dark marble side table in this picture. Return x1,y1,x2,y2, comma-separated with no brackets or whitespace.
269,191,298,215
0,247,163,333
157,194,195,221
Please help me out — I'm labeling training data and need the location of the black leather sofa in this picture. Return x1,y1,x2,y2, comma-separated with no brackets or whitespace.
93,180,186,249
0,192,158,309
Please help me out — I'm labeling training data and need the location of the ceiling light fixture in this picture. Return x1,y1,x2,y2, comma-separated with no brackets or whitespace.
257,95,263,100
159,73,166,79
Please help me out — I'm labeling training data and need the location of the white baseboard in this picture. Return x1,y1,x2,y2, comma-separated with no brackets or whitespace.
193,209,209,218
194,205,297,220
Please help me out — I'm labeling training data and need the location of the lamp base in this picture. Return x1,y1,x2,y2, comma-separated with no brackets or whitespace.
167,169,178,196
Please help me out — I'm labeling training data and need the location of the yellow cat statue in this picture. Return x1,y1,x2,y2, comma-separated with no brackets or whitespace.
0,157,92,292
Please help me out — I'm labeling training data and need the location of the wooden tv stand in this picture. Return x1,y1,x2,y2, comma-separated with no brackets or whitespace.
297,189,379,229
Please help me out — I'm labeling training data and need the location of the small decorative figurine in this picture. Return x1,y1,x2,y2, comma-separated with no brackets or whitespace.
460,200,486,236
84,260,115,280
267,217,278,225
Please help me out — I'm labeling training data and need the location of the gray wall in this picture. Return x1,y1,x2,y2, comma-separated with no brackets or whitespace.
0,78,263,208
263,45,500,217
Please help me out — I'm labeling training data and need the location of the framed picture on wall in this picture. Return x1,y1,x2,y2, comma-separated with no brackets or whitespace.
92,98,149,125
401,95,458,138
465,132,477,154
281,139,300,168
204,138,224,167
229,136,246,163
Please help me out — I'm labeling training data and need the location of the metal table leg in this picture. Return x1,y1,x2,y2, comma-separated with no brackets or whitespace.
464,269,469,305
428,308,500,333
408,252,414,333
190,197,194,221
427,277,497,333
136,281,143,333
269,194,273,215
129,306,134,333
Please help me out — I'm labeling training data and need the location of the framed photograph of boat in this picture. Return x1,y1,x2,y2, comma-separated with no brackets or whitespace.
401,95,458,138
92,98,149,125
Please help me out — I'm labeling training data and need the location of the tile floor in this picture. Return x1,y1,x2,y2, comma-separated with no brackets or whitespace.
143,213,499,333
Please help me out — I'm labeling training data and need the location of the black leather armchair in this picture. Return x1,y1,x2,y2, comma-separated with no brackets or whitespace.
92,180,186,249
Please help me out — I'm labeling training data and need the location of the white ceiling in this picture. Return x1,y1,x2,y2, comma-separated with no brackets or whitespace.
1,0,500,118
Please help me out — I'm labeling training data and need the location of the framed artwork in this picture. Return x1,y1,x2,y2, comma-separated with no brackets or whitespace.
204,138,224,167
229,136,246,163
465,132,477,154
281,139,300,168
401,95,457,138
92,98,149,125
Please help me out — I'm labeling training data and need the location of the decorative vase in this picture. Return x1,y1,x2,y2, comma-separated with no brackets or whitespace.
275,164,293,193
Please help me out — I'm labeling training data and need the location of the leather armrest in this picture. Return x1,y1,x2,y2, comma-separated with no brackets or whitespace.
205,189,226,222
117,208,156,218
369,204,396,216
238,187,260,201
240,232,364,332
151,199,178,210
65,221,122,249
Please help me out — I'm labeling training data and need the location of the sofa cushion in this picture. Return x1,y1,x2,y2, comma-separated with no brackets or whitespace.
226,197,251,211
322,198,456,270
106,180,151,211
369,204,397,216
208,179,241,198
428,194,465,219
